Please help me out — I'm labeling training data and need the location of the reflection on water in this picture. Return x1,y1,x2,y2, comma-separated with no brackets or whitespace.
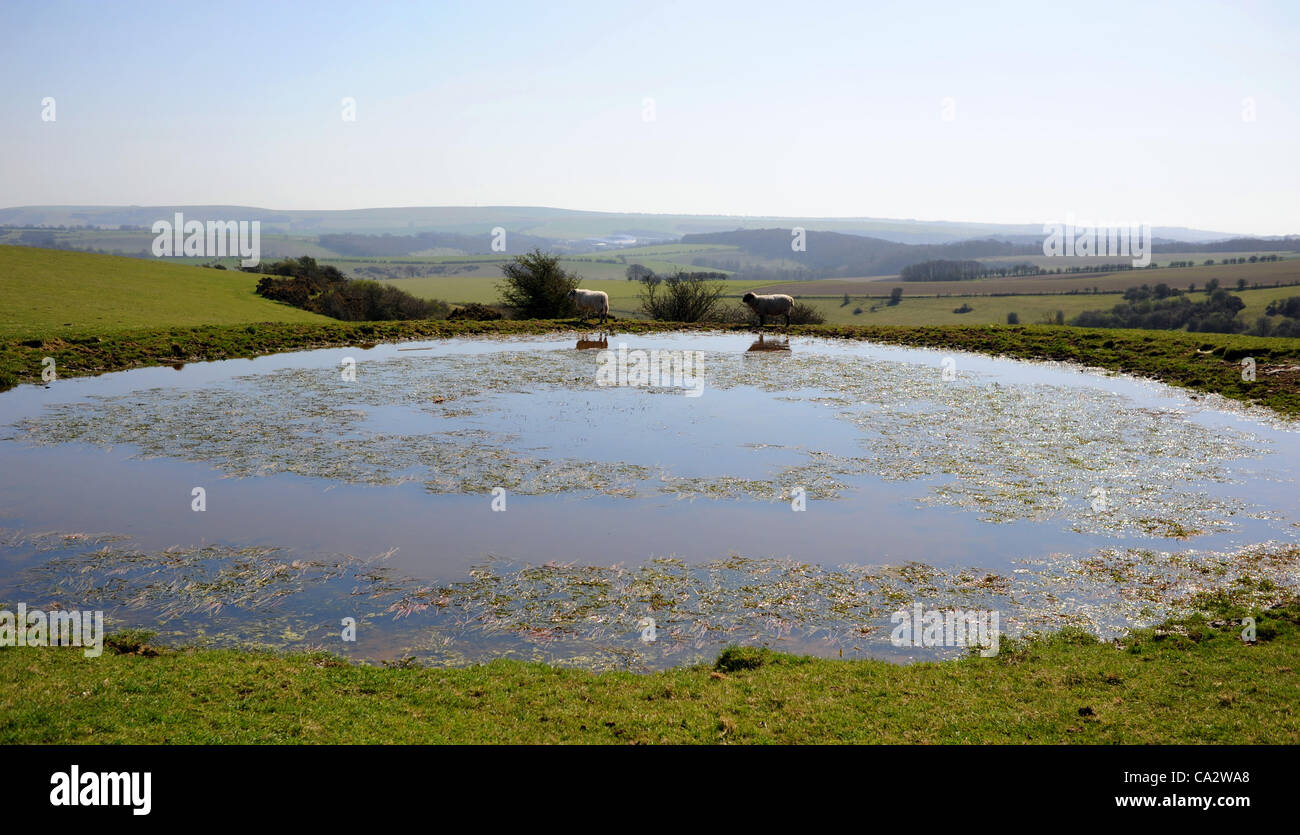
747,334,791,352
0,331,1297,669
576,332,609,350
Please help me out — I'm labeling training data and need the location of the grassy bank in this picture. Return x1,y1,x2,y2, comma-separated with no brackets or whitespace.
3,320,1299,416
2,599,1296,744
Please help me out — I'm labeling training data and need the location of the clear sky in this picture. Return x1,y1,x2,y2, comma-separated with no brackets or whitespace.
1,0,1296,234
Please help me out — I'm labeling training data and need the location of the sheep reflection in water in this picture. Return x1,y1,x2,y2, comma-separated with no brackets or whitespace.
576,333,609,350
746,333,791,353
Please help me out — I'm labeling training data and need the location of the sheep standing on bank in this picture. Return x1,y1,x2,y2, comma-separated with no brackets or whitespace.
568,288,609,324
742,292,795,326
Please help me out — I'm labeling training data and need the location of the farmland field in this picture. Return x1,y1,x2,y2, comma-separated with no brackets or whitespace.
384,258,1300,326
331,252,727,283
976,251,1299,270
793,284,1300,326
757,258,1300,298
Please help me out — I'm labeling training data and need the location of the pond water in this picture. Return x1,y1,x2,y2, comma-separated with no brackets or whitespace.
1,331,1297,669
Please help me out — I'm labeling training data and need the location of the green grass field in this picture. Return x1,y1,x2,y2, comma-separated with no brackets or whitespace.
3,599,1296,744
0,245,330,339
16,240,1294,332
381,256,1300,324
1235,284,1300,321
976,251,1298,270
795,285,1300,327
758,258,1300,298
387,260,1300,326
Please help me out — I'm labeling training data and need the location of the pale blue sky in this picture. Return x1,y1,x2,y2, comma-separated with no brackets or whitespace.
2,0,1296,233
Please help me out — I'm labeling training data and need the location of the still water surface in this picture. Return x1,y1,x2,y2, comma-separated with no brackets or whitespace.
1,332,1295,668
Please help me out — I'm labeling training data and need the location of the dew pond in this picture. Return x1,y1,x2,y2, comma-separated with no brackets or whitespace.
1,331,1297,670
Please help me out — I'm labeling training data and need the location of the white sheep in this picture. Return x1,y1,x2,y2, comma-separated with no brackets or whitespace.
742,292,795,326
568,288,609,324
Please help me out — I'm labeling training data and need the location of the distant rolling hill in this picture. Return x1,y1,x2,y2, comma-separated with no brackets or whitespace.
683,228,1300,280
681,228,1048,278
0,205,1246,246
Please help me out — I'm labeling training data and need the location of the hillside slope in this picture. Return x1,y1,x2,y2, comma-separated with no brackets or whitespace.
0,245,331,338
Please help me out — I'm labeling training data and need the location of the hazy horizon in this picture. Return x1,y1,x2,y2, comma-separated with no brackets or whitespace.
0,200,1271,236
3,0,1297,234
